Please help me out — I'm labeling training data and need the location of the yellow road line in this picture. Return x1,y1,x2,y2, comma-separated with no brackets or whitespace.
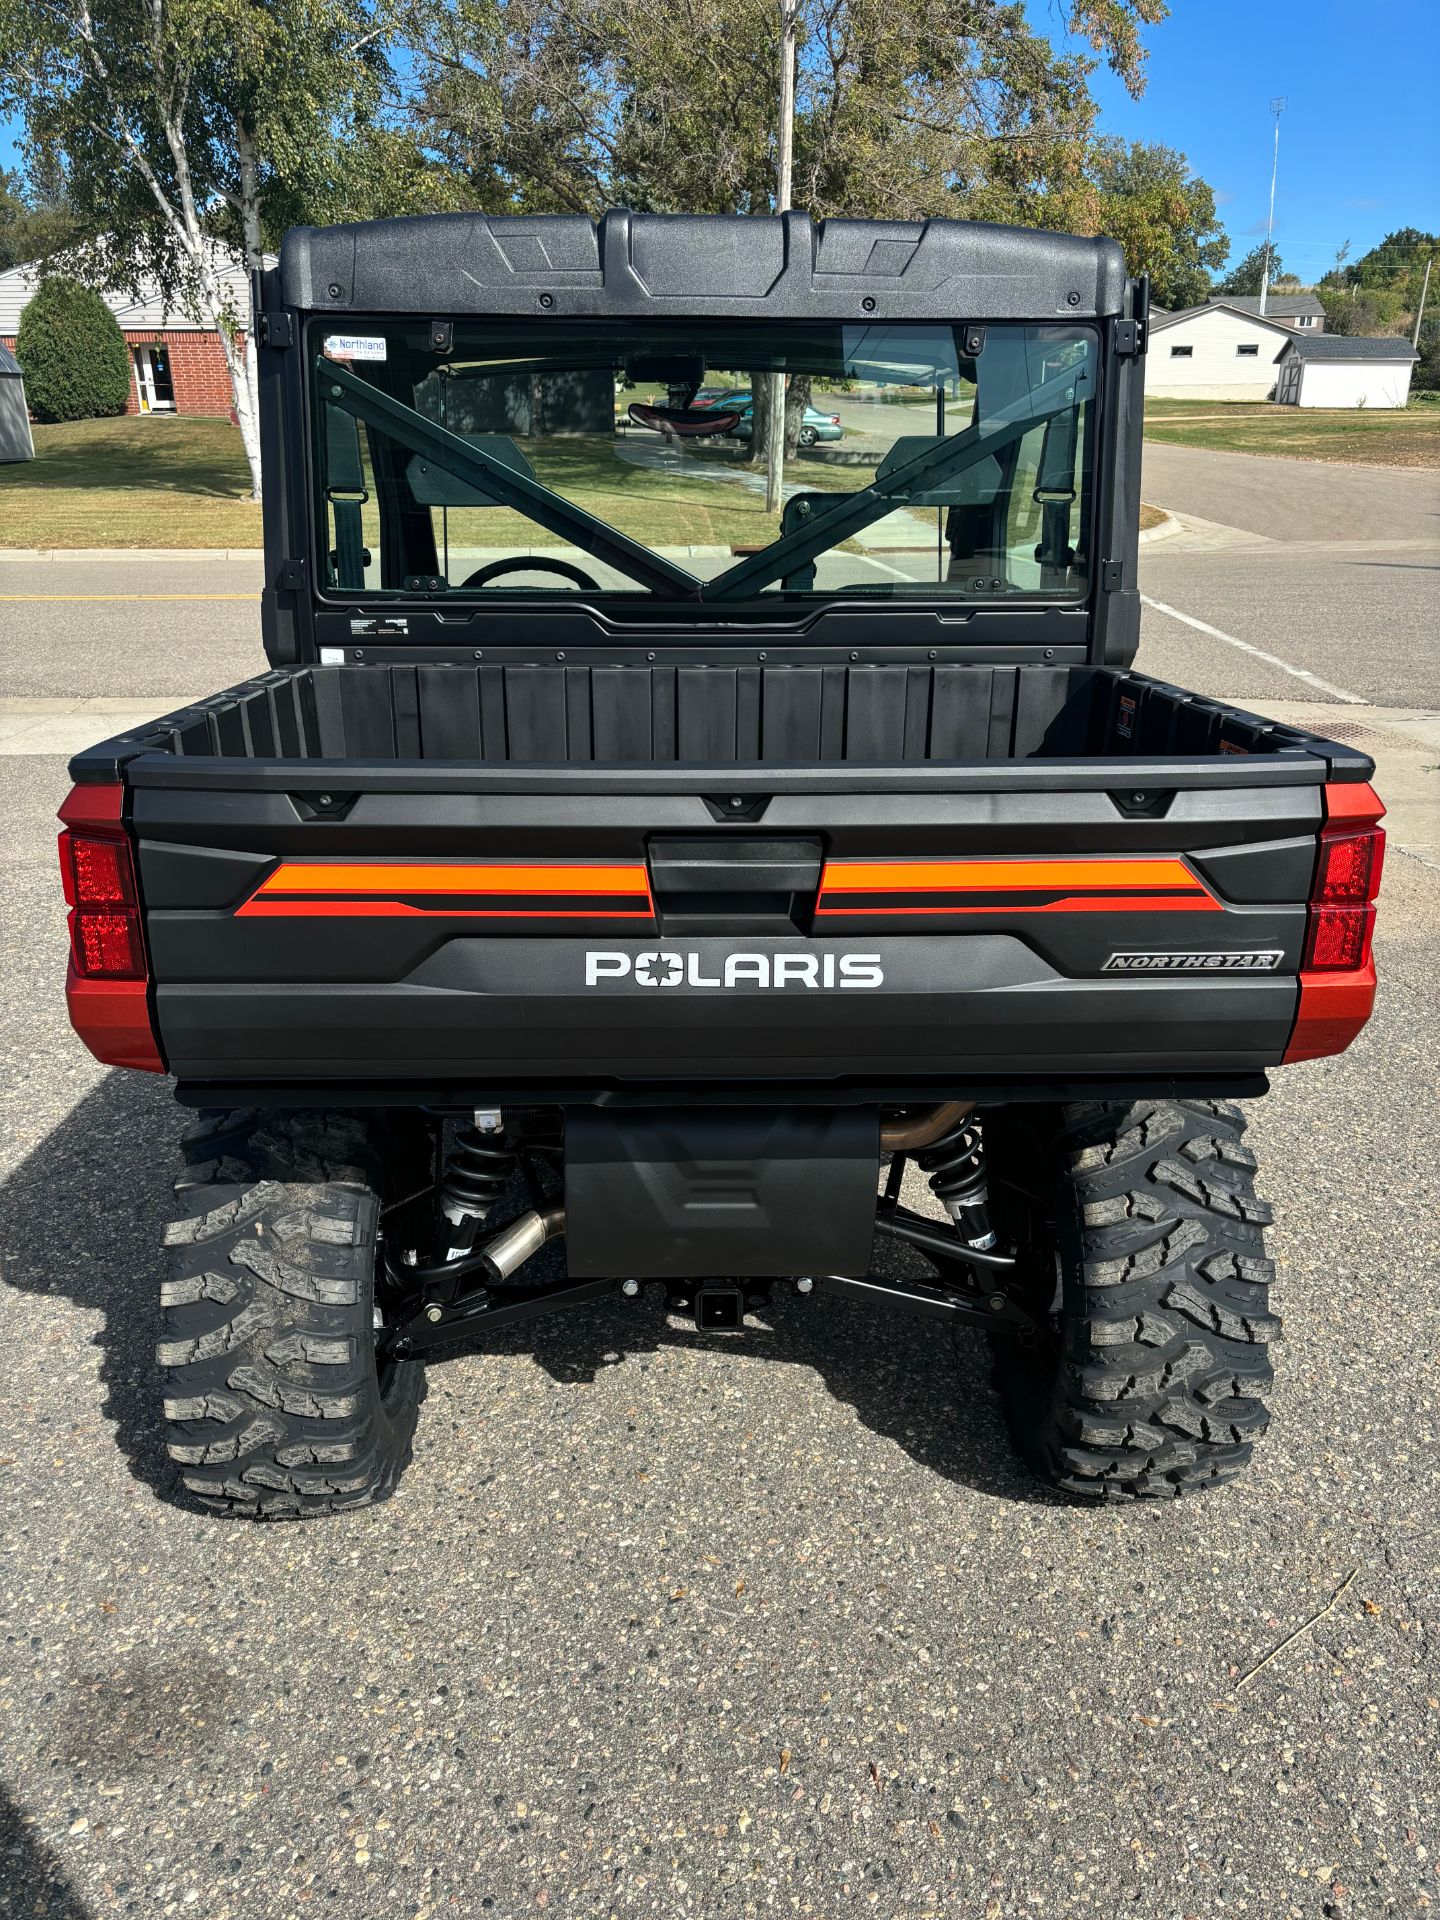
0,593,261,602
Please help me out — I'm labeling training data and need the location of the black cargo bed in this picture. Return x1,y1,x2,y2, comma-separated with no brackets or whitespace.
72,663,1369,785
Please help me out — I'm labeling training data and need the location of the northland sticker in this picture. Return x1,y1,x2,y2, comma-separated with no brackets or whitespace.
1102,950,1283,972
585,951,883,989
323,333,388,362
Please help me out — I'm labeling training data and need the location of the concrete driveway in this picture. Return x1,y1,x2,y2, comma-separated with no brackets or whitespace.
1,447,1438,1918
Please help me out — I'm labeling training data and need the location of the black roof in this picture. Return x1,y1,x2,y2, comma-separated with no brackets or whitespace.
0,341,21,377
1209,291,1325,320
1280,333,1419,362
278,210,1128,323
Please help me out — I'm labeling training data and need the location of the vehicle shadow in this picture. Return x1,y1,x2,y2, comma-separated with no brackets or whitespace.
0,1777,93,1919
0,1076,1057,1511
0,1071,183,1510
438,1215,1062,1508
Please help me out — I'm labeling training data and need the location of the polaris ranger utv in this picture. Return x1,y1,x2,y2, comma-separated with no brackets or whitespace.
57,211,1385,1516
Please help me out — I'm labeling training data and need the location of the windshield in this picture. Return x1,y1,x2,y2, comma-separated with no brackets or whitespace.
312,319,1095,606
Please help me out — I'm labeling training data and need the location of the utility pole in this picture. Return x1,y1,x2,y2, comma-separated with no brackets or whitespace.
1414,255,1433,349
1259,97,1285,317
766,0,799,515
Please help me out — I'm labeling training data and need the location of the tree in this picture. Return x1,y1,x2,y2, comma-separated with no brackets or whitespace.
0,0,440,497
1319,239,1351,289
0,164,77,271
14,274,130,420
1317,283,1406,339
1414,317,1440,394
414,0,1171,467
1213,242,1281,298
1072,138,1227,308
416,0,1170,224
1346,227,1438,308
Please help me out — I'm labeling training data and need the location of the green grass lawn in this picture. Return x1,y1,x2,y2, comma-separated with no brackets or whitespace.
3,409,1098,556
1143,395,1440,468
0,416,264,547
0,415,875,551
374,431,879,557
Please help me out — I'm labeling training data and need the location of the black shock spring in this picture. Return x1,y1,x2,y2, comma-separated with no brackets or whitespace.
916,1120,997,1251
439,1120,517,1252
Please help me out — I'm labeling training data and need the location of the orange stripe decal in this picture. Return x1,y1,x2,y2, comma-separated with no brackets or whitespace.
815,895,1219,917
255,860,652,898
239,900,655,920
816,854,1220,914
819,856,1203,895
237,857,657,920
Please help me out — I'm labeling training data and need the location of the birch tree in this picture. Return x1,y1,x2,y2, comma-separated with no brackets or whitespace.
415,0,1169,223
0,0,434,497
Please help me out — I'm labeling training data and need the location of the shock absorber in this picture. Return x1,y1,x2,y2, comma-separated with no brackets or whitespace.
439,1109,517,1259
916,1119,998,1251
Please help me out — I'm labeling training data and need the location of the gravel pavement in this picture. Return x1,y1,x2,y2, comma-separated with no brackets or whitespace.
1,445,1438,1919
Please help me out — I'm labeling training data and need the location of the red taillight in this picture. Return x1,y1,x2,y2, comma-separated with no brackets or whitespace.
63,828,146,981
56,783,163,1072
74,909,146,977
1314,829,1378,903
1300,800,1385,974
66,834,136,908
1305,903,1375,972
1285,782,1385,1063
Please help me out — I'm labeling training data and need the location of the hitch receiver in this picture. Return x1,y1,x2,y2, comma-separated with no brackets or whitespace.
694,1283,744,1332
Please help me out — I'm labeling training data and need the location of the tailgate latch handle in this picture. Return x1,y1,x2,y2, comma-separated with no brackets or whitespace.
646,835,824,937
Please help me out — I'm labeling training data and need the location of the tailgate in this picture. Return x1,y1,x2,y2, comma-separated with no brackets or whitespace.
128,759,1325,1091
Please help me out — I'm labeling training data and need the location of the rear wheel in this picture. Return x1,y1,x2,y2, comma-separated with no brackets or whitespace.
989,1098,1278,1500
798,424,818,447
158,1110,427,1518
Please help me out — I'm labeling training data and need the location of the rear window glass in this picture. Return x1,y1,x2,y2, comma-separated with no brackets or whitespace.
312,318,1096,608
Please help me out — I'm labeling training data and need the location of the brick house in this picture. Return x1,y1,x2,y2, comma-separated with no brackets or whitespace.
0,249,268,418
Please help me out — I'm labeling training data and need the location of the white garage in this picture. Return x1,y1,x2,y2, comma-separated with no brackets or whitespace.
1144,301,1291,400
1275,334,1418,409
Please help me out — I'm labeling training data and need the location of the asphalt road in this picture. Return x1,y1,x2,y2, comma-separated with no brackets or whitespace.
1134,447,1440,711
1,447,1438,1919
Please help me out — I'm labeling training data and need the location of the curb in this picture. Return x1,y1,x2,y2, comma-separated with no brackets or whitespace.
1138,508,1181,546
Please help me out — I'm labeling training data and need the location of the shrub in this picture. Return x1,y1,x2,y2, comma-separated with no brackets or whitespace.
14,276,131,422
1318,284,1406,339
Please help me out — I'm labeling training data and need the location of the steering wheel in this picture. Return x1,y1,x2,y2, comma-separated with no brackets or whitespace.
458,555,602,591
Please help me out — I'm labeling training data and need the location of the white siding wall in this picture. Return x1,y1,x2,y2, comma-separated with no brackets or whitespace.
0,250,266,336
1145,309,1289,400
1291,359,1415,409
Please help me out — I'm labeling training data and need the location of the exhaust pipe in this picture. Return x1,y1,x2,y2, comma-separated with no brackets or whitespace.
480,1205,565,1281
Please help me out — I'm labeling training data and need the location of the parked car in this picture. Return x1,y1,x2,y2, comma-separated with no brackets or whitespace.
726,395,843,445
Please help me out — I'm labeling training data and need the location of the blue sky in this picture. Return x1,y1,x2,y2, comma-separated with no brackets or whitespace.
3,0,1436,280
1072,0,1438,277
